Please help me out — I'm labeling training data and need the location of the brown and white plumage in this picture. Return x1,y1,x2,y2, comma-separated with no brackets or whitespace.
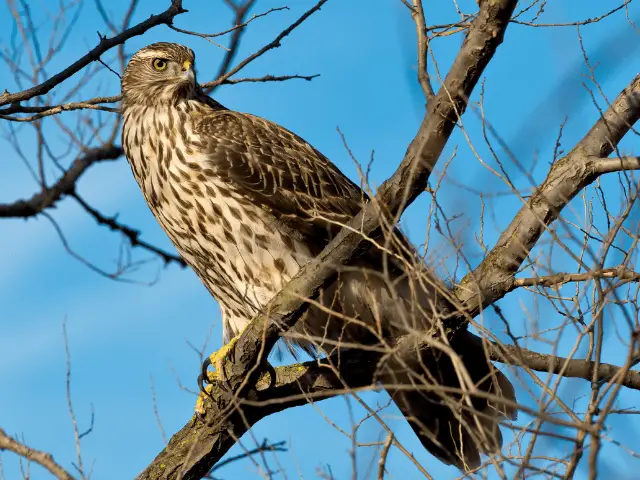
121,42,516,471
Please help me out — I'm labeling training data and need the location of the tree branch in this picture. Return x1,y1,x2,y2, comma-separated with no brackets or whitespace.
486,343,640,391
71,192,187,268
262,341,640,404
456,73,640,312
511,265,640,290
208,439,286,474
136,338,640,480
0,96,120,122
411,0,435,102
592,155,640,175
202,0,331,91
0,427,75,480
0,0,186,107
209,0,257,90
0,144,123,218
220,73,320,85
169,6,288,41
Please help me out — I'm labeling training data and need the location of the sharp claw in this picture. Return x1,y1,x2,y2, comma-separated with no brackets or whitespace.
199,358,212,395
198,372,208,395
202,355,212,374
195,409,207,423
200,357,212,388
264,362,277,390
194,336,249,416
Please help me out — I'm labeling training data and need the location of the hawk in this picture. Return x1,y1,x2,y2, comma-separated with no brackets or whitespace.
121,42,516,471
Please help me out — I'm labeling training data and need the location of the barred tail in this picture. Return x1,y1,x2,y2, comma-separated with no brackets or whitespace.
379,330,517,471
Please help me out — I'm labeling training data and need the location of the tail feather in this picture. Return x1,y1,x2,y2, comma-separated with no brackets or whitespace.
379,330,517,472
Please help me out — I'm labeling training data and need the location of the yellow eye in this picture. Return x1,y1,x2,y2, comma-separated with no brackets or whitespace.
153,59,167,71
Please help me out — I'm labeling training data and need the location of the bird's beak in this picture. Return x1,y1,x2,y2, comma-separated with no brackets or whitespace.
182,61,195,82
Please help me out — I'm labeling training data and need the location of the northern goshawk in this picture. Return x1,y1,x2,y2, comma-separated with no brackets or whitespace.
121,42,516,471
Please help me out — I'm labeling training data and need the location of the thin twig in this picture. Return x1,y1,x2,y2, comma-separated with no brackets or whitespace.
71,192,187,267
0,0,186,107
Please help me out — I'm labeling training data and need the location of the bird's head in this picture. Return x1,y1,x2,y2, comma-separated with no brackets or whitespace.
122,42,197,106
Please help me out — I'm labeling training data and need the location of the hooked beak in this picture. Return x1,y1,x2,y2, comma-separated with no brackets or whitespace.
182,60,195,83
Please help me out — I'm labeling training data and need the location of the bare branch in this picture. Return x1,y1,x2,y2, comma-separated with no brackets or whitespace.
592,155,640,174
134,336,639,479
0,428,75,480
169,6,288,41
0,144,123,218
208,439,286,474
511,1,633,28
210,0,257,85
377,433,393,480
203,0,330,91
457,73,640,312
411,1,435,102
512,265,640,290
487,343,640,391
71,192,187,268
0,0,186,107
63,321,89,479
220,73,320,85
149,376,167,446
0,100,119,122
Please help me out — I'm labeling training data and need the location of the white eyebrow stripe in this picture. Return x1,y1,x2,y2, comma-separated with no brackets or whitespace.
135,51,167,60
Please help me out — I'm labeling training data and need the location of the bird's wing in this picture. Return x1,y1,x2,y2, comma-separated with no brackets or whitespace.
194,110,378,254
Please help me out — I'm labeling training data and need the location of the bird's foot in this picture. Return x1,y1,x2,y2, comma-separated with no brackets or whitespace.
204,335,239,383
194,335,278,420
195,335,240,418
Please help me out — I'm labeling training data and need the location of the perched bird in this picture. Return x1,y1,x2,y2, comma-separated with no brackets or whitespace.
121,42,516,471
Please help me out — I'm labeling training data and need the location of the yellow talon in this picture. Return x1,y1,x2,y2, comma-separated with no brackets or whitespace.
206,334,240,382
195,384,214,416
194,334,241,416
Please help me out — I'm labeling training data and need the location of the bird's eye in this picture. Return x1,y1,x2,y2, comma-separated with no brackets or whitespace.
153,59,168,71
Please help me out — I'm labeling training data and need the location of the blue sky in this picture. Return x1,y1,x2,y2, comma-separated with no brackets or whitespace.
1,1,640,479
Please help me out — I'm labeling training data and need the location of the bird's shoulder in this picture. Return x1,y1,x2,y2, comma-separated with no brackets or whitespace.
193,107,366,214
194,109,349,177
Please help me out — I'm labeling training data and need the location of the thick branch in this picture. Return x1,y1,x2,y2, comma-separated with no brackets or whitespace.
137,340,640,480
0,0,186,107
457,74,640,311
592,155,640,174
0,427,75,480
0,144,123,218
138,1,518,478
261,342,640,403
